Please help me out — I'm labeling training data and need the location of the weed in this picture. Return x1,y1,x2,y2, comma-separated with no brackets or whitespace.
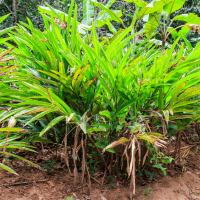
143,169,156,180
196,146,199,153
150,151,174,165
107,183,116,187
62,198,73,200
144,188,153,197
182,166,187,172
152,164,167,176
42,160,55,172
107,175,114,180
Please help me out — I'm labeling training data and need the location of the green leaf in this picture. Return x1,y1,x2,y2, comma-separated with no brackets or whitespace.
87,127,106,133
0,14,11,24
106,148,115,153
0,27,16,37
38,5,64,21
117,90,130,100
3,152,37,167
67,0,75,34
80,79,94,96
167,82,186,108
123,0,147,7
104,0,116,8
0,163,17,175
174,13,200,25
99,110,112,120
24,109,58,126
145,14,160,37
137,0,165,18
137,0,185,19
106,21,117,33
91,0,123,24
39,116,65,136
113,98,136,120
5,146,37,153
164,0,186,15
82,0,94,25
95,10,122,31
72,63,90,93
0,128,27,132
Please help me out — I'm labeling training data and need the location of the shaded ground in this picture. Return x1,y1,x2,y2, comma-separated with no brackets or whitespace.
0,143,200,200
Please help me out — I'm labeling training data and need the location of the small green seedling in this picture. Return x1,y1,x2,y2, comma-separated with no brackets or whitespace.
107,183,116,187
152,164,167,176
42,160,55,171
196,146,199,153
182,166,187,172
107,175,114,180
144,188,153,197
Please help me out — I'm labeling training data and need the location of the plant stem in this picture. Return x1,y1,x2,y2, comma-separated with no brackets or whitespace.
3,132,10,156
87,134,108,169
164,24,187,41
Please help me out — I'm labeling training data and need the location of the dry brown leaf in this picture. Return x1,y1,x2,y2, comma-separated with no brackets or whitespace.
102,137,129,153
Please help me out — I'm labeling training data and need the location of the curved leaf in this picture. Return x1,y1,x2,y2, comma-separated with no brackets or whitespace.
91,0,123,24
164,0,186,15
123,0,147,8
145,14,160,37
102,137,129,153
39,116,65,136
25,108,58,126
0,128,27,132
82,0,94,25
0,163,17,175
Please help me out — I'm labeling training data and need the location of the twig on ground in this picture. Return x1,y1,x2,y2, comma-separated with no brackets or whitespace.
91,177,101,185
169,145,195,153
0,179,49,187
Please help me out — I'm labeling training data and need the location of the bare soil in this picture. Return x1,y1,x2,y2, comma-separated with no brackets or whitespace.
0,143,200,200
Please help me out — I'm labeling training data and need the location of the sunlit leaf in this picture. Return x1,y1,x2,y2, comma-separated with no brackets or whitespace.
0,163,18,175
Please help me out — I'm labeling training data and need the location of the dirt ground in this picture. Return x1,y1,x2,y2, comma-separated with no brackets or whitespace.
0,143,200,200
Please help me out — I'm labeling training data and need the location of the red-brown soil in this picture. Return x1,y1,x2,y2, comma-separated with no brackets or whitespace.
0,143,200,200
